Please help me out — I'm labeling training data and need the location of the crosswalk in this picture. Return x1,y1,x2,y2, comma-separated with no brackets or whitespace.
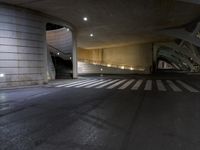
144,80,152,91
131,80,143,90
55,79,199,93
156,80,167,91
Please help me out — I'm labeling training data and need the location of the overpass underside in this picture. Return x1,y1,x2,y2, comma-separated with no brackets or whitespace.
1,2,200,88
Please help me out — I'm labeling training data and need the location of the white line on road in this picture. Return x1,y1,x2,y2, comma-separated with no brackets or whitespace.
144,80,152,91
167,80,182,92
131,80,143,90
75,79,104,88
156,80,166,91
56,80,89,87
65,79,97,87
176,80,199,93
85,79,111,88
118,79,135,90
96,79,120,89
107,79,127,89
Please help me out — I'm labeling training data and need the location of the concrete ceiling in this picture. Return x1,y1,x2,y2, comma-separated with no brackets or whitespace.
1,0,200,49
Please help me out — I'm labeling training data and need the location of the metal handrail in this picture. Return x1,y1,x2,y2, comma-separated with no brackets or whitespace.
48,44,71,56
78,58,147,71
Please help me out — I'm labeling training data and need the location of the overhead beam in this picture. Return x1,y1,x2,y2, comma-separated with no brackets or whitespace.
177,0,200,4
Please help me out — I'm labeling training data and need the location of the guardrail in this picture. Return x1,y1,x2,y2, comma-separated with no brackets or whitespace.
78,58,148,72
48,44,72,60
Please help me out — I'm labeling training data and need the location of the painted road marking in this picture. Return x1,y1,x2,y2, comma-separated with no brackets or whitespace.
65,79,97,87
56,79,199,93
176,80,199,93
56,80,88,87
107,79,127,89
75,79,103,88
118,79,135,90
96,79,120,89
167,80,182,92
85,79,111,88
131,80,143,90
144,80,152,91
156,80,166,91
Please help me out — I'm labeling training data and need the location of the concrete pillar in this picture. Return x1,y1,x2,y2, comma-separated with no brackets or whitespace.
72,32,78,78
152,44,158,73
43,38,48,84
0,4,46,87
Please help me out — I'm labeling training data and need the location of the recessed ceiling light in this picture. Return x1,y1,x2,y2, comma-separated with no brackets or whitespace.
90,33,94,37
83,17,88,21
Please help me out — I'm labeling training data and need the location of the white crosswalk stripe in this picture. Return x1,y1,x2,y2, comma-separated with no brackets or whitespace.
75,79,104,88
118,79,135,90
107,79,127,89
167,80,182,92
131,80,143,90
56,79,91,87
85,79,112,88
156,80,166,91
144,80,152,91
55,78,199,93
96,79,120,89
56,80,86,87
176,80,199,93
65,79,97,88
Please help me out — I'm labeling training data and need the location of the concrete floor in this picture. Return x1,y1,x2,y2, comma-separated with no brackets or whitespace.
1,74,200,150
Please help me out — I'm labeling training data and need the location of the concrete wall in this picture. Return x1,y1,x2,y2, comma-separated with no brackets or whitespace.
103,44,153,69
78,43,153,73
46,28,72,54
0,5,46,87
78,62,147,74
47,49,56,80
78,48,103,62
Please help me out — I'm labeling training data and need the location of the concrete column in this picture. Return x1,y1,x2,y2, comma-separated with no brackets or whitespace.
72,32,78,78
0,4,46,87
152,44,158,73
43,34,48,84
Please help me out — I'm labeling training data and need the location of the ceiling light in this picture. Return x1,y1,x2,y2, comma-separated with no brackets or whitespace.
100,68,103,71
121,66,125,70
0,73,4,77
83,17,88,21
66,28,70,32
130,67,134,70
70,57,72,60
90,33,94,37
107,64,111,67
57,52,60,55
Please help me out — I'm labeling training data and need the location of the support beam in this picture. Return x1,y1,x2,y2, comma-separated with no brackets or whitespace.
177,0,200,5
72,32,78,78
160,28,200,47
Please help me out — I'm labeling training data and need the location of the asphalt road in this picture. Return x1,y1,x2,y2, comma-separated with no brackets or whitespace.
1,74,200,150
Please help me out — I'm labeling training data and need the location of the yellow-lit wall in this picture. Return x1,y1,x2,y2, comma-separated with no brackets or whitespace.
78,43,153,70
78,48,102,62
103,43,152,68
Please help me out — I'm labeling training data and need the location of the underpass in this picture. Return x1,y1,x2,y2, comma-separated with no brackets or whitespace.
1,1,200,150
1,74,200,150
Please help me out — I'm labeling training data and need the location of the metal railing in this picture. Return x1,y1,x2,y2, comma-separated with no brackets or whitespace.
78,58,147,72
48,44,72,60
